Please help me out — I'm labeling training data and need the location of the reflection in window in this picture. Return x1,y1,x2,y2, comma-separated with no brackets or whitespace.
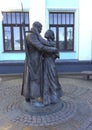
50,27,56,41
7,13,11,24
3,13,7,24
4,27,12,50
12,13,16,24
14,27,20,50
66,14,69,24
16,13,20,24
62,14,65,24
54,14,57,24
67,27,73,50
25,13,29,24
70,14,74,24
49,14,53,24
58,14,61,24
59,27,65,50
22,27,29,50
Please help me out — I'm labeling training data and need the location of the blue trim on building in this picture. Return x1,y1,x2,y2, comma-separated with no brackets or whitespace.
0,61,24,74
0,60,92,74
56,60,92,72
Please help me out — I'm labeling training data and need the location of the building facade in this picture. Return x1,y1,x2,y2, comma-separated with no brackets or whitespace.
0,0,92,74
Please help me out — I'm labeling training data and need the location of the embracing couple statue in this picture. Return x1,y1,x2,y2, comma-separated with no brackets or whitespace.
21,21,63,107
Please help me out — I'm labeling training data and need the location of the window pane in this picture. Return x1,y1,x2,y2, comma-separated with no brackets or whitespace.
67,27,73,49
54,14,57,24
22,27,29,50
62,14,65,24
4,27,12,50
58,14,61,24
16,13,20,24
13,27,20,50
59,27,65,50
3,13,7,24
66,14,69,24
50,27,56,41
21,13,25,24
25,13,29,24
12,13,16,24
25,26,29,32
7,13,11,24
70,14,74,24
49,13,53,24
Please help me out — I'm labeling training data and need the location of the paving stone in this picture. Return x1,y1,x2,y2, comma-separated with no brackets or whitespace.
0,76,92,129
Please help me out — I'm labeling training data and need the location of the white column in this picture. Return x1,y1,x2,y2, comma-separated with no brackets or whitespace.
79,0,92,60
30,0,46,36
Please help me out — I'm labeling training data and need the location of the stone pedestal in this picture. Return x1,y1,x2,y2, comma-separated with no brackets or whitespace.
20,99,63,116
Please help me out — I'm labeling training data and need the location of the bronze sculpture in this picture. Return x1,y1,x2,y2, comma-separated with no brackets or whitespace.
41,29,63,106
21,21,63,107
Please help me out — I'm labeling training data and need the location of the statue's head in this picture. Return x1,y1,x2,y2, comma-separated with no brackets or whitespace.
32,21,42,33
45,29,55,41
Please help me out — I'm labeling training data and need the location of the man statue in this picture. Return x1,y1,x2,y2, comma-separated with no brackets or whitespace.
21,21,58,106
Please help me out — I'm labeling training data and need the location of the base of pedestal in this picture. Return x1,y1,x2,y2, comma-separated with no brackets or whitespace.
19,99,63,116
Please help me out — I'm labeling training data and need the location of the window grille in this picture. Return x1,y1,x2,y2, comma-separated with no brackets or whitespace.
49,12,74,51
2,12,29,52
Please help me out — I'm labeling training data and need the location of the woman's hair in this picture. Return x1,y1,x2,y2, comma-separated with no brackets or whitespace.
45,29,55,41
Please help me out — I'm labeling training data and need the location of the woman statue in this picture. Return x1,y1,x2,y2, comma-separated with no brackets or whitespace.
39,29,63,106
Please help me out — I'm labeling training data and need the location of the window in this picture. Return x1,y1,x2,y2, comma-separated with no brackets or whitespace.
2,12,29,52
49,12,74,52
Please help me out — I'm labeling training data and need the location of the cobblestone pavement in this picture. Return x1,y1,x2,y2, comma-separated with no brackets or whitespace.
0,75,92,130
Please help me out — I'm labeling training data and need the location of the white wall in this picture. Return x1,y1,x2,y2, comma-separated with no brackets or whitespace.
46,0,79,9
79,0,92,60
30,0,46,36
0,0,30,11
